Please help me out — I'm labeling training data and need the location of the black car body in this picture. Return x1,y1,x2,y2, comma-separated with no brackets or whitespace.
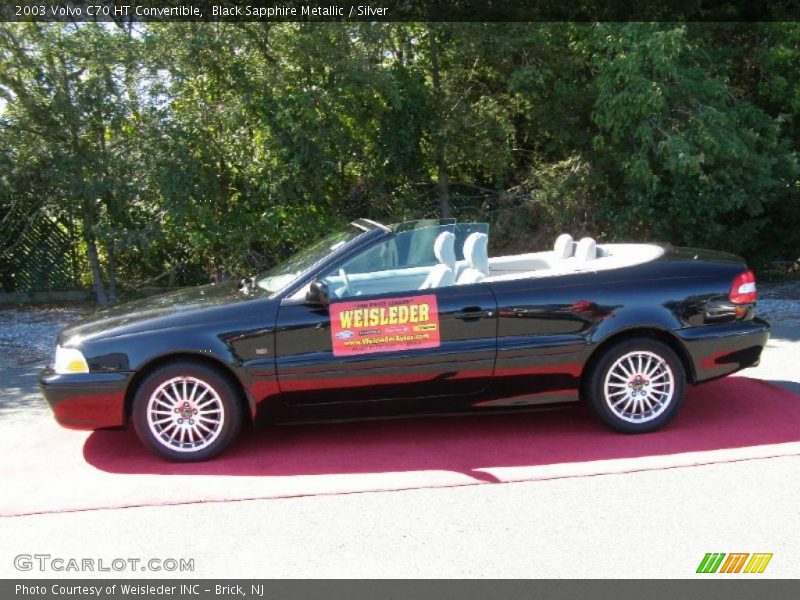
41,219,769,461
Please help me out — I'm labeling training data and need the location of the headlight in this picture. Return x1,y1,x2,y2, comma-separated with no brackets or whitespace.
54,345,89,374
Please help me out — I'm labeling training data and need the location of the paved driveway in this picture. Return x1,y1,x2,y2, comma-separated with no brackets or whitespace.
0,308,798,578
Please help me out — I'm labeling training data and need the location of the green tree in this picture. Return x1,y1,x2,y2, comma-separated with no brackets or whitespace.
0,22,149,303
584,23,796,254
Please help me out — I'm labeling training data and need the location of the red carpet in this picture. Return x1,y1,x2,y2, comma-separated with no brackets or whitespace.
2,376,800,516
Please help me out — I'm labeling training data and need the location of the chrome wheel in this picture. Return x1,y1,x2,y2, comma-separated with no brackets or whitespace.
603,350,674,423
146,376,225,453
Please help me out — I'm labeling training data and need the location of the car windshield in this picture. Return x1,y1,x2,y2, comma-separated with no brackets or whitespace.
320,219,490,299
257,225,365,293
352,219,488,266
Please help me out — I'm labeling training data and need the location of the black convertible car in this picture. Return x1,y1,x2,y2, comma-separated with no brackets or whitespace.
41,219,769,461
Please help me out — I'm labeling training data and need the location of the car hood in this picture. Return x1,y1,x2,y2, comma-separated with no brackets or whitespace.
60,283,259,343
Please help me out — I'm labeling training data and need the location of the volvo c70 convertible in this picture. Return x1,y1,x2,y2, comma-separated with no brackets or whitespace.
41,219,769,461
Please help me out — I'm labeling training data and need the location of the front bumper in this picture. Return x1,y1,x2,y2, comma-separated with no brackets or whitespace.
677,317,770,383
40,368,133,430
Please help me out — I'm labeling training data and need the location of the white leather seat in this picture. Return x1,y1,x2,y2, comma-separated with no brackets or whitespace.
553,233,574,259
456,232,489,284
419,231,456,289
574,237,597,261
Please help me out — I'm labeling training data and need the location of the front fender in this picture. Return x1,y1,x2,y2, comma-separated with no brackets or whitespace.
81,327,259,418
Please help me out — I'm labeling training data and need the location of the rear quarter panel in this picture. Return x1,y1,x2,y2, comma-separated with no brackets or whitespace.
483,245,756,404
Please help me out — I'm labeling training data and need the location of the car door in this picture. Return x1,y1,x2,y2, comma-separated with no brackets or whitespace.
274,282,497,407
480,274,611,406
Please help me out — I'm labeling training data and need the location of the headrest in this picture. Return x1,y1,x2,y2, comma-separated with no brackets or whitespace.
433,231,456,268
553,233,574,258
574,237,597,262
463,232,489,274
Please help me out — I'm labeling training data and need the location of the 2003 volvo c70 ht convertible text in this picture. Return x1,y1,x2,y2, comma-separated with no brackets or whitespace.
41,219,770,461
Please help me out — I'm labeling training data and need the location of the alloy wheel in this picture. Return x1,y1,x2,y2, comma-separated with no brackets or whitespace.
603,350,675,423
146,376,225,452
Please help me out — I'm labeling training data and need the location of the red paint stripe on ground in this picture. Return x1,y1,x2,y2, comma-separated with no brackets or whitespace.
2,376,800,516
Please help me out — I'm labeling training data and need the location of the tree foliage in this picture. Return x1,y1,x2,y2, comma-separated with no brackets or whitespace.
1,22,798,302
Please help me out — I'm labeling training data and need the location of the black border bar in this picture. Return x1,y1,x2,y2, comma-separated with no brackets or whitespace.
2,0,800,22
5,579,800,599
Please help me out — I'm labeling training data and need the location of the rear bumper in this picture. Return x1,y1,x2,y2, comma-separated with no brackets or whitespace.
40,368,132,430
677,317,770,383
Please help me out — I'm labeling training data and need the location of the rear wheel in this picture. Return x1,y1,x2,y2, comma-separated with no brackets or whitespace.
131,361,243,461
584,338,686,433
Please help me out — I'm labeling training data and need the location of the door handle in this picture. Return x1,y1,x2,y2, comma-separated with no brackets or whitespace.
453,307,494,320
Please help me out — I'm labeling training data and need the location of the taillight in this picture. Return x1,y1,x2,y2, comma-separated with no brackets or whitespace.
729,270,757,304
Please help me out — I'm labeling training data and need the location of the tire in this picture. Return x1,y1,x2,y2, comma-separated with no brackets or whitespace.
131,361,244,461
583,338,686,434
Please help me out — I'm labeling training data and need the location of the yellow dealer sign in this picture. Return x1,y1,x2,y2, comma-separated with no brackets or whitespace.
331,294,440,356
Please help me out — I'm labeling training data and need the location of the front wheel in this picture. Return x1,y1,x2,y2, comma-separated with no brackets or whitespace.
131,361,243,461
583,338,686,433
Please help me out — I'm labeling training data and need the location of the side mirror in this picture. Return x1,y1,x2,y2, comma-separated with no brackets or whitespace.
305,279,330,305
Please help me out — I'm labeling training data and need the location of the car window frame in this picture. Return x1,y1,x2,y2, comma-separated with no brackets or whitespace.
278,219,492,304
278,227,392,302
